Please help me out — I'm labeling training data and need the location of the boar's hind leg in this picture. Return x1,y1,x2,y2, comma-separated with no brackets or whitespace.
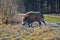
42,20,46,25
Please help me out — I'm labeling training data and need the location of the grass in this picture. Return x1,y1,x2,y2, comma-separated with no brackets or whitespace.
0,14,60,40
44,14,60,22
0,24,60,40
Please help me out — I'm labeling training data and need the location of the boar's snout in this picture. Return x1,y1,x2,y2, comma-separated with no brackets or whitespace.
22,22,25,25
22,21,26,25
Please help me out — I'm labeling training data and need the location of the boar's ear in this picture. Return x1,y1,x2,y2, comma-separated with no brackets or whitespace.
24,14,29,17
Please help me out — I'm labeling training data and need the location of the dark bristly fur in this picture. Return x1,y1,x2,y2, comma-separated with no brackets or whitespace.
22,11,46,27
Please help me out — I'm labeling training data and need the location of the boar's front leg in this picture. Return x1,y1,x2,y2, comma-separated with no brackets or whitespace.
38,21,41,26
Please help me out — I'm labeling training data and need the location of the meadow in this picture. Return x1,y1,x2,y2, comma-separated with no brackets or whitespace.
44,14,60,22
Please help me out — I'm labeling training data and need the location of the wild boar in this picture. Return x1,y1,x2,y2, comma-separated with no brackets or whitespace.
22,11,46,27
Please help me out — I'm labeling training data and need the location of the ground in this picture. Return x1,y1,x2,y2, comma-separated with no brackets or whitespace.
0,23,60,40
